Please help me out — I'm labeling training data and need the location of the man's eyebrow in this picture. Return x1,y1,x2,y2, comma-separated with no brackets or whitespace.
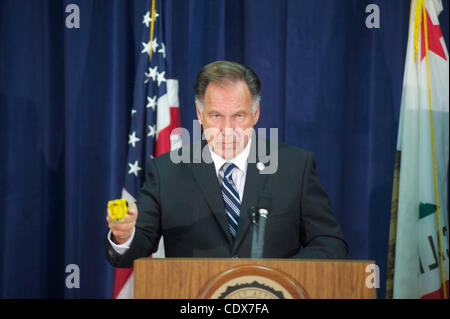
206,108,249,114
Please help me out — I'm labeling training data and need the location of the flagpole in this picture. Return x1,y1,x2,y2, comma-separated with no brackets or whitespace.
413,0,423,63
149,0,156,63
421,0,447,299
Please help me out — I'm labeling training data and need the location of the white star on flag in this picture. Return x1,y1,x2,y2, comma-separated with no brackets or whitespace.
144,66,158,83
158,42,166,59
142,11,159,28
148,124,156,137
146,96,157,110
128,131,140,147
141,38,158,55
156,71,166,86
128,160,142,177
141,41,150,55
151,37,159,53
131,109,137,117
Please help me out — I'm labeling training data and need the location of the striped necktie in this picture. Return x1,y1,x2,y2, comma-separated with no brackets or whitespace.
221,163,240,239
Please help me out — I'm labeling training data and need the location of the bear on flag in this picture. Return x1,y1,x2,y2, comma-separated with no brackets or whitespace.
387,0,449,299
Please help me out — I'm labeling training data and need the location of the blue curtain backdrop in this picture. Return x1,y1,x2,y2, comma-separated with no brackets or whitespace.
0,0,448,298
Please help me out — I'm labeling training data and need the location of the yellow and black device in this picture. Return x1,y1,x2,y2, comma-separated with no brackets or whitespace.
108,199,128,223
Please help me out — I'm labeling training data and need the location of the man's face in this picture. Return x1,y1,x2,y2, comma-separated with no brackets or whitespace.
196,80,260,160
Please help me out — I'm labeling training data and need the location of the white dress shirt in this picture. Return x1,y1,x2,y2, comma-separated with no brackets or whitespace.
108,138,253,255
208,138,252,200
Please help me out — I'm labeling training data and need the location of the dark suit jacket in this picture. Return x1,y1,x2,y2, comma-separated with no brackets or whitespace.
105,137,349,267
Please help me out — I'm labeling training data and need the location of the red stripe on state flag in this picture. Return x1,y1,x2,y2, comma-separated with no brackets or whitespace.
421,280,450,299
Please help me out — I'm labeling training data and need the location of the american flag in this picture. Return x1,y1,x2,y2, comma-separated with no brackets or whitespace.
113,0,181,299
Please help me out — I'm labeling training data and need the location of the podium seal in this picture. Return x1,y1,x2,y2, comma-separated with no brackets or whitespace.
197,265,309,299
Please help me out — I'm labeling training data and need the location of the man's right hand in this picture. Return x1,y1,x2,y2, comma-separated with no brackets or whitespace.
106,201,138,245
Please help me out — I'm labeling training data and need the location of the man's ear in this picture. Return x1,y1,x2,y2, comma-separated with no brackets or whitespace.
195,101,202,125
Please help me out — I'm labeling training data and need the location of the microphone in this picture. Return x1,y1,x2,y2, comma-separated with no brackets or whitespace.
251,193,271,258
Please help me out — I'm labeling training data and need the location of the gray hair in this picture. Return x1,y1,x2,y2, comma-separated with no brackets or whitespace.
194,61,261,113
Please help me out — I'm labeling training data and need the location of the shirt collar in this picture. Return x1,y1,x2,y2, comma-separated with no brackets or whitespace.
208,137,252,175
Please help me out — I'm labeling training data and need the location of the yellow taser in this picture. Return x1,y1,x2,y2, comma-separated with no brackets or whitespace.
108,199,128,222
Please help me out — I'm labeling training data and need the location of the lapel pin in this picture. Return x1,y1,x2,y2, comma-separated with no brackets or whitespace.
256,162,265,172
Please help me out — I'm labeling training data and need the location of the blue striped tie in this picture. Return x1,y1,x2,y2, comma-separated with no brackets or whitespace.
221,163,240,239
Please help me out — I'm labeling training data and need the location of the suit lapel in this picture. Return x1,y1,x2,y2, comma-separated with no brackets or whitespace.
190,143,234,246
232,136,270,255
189,136,272,253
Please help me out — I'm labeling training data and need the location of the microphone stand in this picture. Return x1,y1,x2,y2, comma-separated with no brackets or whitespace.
251,208,269,258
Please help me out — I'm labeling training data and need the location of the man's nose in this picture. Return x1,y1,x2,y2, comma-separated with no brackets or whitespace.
221,116,236,132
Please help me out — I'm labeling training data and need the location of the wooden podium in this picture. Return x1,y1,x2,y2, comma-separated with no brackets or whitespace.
134,258,376,299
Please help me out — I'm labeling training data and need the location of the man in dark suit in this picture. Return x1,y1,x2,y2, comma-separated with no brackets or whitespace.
106,61,348,268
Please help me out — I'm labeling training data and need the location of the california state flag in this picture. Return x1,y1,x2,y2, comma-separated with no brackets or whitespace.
393,0,449,299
